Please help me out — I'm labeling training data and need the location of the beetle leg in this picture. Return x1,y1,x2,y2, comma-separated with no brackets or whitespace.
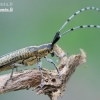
4,63,26,88
16,67,18,72
37,59,44,88
44,56,63,81
54,51,67,58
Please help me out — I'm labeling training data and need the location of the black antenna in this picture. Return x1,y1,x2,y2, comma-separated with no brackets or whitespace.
52,7,100,45
59,7,100,32
52,7,100,46
60,25,100,37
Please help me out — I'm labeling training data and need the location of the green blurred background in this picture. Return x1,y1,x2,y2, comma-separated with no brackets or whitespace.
0,0,100,100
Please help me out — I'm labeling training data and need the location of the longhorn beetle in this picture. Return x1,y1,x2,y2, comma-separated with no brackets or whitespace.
0,7,100,88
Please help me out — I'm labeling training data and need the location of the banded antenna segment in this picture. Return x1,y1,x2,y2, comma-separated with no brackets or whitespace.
60,25,100,37
59,7,100,32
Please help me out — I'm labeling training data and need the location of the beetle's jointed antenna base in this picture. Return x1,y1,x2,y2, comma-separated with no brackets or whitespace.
52,31,61,46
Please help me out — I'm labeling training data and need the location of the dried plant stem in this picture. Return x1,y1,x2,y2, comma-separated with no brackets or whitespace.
0,45,86,100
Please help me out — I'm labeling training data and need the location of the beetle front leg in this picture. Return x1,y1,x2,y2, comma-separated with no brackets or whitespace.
44,56,63,81
54,51,67,58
